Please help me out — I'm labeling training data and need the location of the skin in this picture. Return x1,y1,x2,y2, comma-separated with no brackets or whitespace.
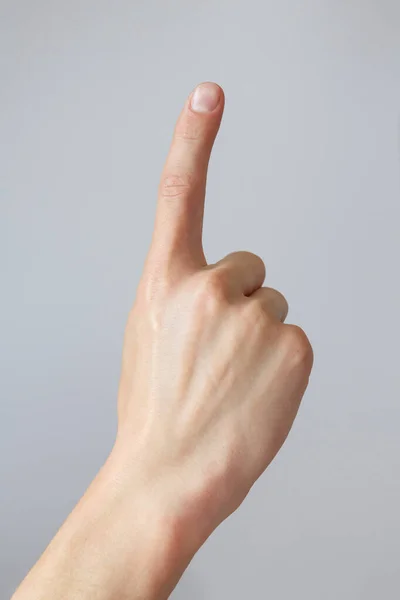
12,82,313,600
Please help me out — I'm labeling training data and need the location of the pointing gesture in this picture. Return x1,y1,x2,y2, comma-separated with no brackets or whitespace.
119,82,313,548
13,83,314,600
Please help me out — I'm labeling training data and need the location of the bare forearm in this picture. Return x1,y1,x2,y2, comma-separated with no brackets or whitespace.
12,446,193,600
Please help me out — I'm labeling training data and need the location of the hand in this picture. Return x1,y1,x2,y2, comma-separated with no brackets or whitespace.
116,80,313,551
12,82,313,600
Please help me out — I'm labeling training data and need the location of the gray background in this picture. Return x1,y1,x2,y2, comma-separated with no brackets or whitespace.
1,1,400,598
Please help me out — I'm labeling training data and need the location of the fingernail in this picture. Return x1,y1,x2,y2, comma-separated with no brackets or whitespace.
191,83,220,113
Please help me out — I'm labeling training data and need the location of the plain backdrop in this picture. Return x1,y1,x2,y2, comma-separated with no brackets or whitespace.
1,1,400,598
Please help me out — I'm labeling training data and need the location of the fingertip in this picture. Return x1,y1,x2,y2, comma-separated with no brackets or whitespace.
189,82,224,114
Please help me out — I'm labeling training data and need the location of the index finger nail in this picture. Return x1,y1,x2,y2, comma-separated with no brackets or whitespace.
190,82,221,113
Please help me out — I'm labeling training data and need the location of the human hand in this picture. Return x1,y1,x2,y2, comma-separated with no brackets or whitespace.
116,81,313,552
12,82,313,600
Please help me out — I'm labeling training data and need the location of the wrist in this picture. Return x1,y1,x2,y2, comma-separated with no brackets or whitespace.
94,445,197,599
70,445,198,600
13,445,199,600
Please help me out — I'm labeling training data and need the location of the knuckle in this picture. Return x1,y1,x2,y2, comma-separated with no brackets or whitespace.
202,271,226,299
255,256,266,280
271,288,288,307
160,173,194,199
242,251,266,272
244,300,269,330
194,270,228,310
270,288,289,320
228,251,266,277
281,325,314,370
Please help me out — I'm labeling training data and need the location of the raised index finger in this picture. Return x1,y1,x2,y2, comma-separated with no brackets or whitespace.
149,82,225,278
